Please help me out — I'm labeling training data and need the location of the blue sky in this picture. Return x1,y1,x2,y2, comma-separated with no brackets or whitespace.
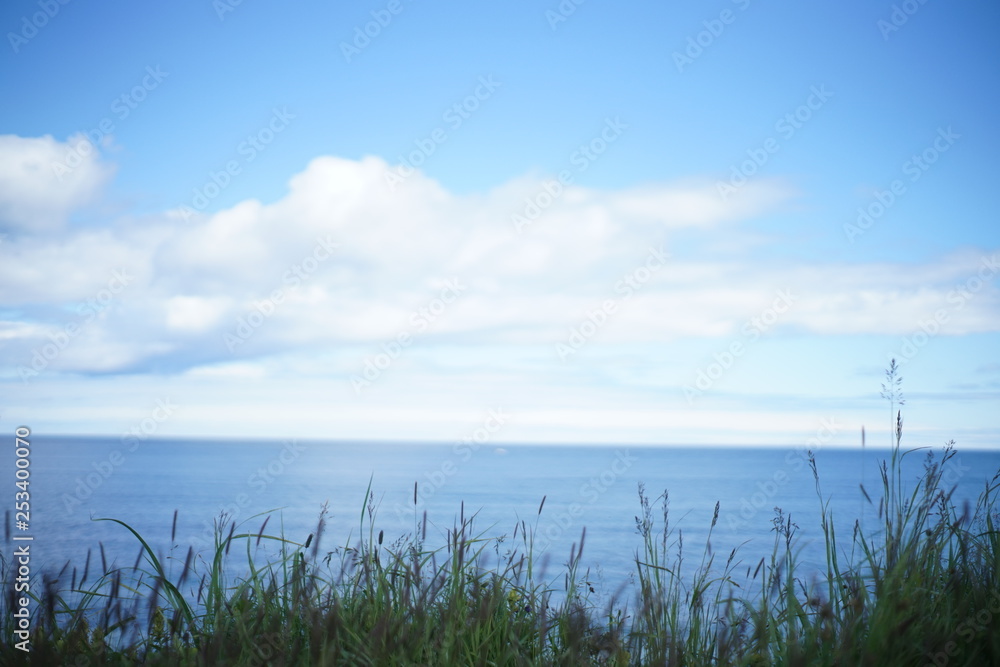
1,0,998,448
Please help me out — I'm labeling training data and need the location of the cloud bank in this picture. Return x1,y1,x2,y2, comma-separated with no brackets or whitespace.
0,136,997,384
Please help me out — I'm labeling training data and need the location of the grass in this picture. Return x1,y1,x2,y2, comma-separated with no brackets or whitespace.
2,366,999,665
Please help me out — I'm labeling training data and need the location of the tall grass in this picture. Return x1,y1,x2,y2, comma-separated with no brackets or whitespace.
2,365,998,665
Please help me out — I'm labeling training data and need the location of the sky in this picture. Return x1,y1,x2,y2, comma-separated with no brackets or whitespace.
1,0,998,448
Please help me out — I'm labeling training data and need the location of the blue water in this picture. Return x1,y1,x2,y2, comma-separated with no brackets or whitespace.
9,435,1000,607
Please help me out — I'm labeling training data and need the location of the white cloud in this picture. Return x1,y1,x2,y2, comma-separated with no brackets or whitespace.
165,295,232,333
0,320,47,340
609,178,793,227
0,229,149,305
183,362,267,380
1,149,997,382
0,134,115,232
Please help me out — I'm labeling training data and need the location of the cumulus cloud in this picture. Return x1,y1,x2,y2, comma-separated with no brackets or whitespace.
0,134,115,233
0,149,997,380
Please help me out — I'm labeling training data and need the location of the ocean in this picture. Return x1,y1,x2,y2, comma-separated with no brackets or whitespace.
11,435,1000,606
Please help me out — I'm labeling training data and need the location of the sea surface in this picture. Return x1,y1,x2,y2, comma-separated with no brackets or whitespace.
9,435,1000,607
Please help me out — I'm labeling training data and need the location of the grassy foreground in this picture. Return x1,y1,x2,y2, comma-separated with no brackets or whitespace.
3,381,999,665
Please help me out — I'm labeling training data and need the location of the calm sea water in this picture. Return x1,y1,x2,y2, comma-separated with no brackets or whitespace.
10,435,1000,604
